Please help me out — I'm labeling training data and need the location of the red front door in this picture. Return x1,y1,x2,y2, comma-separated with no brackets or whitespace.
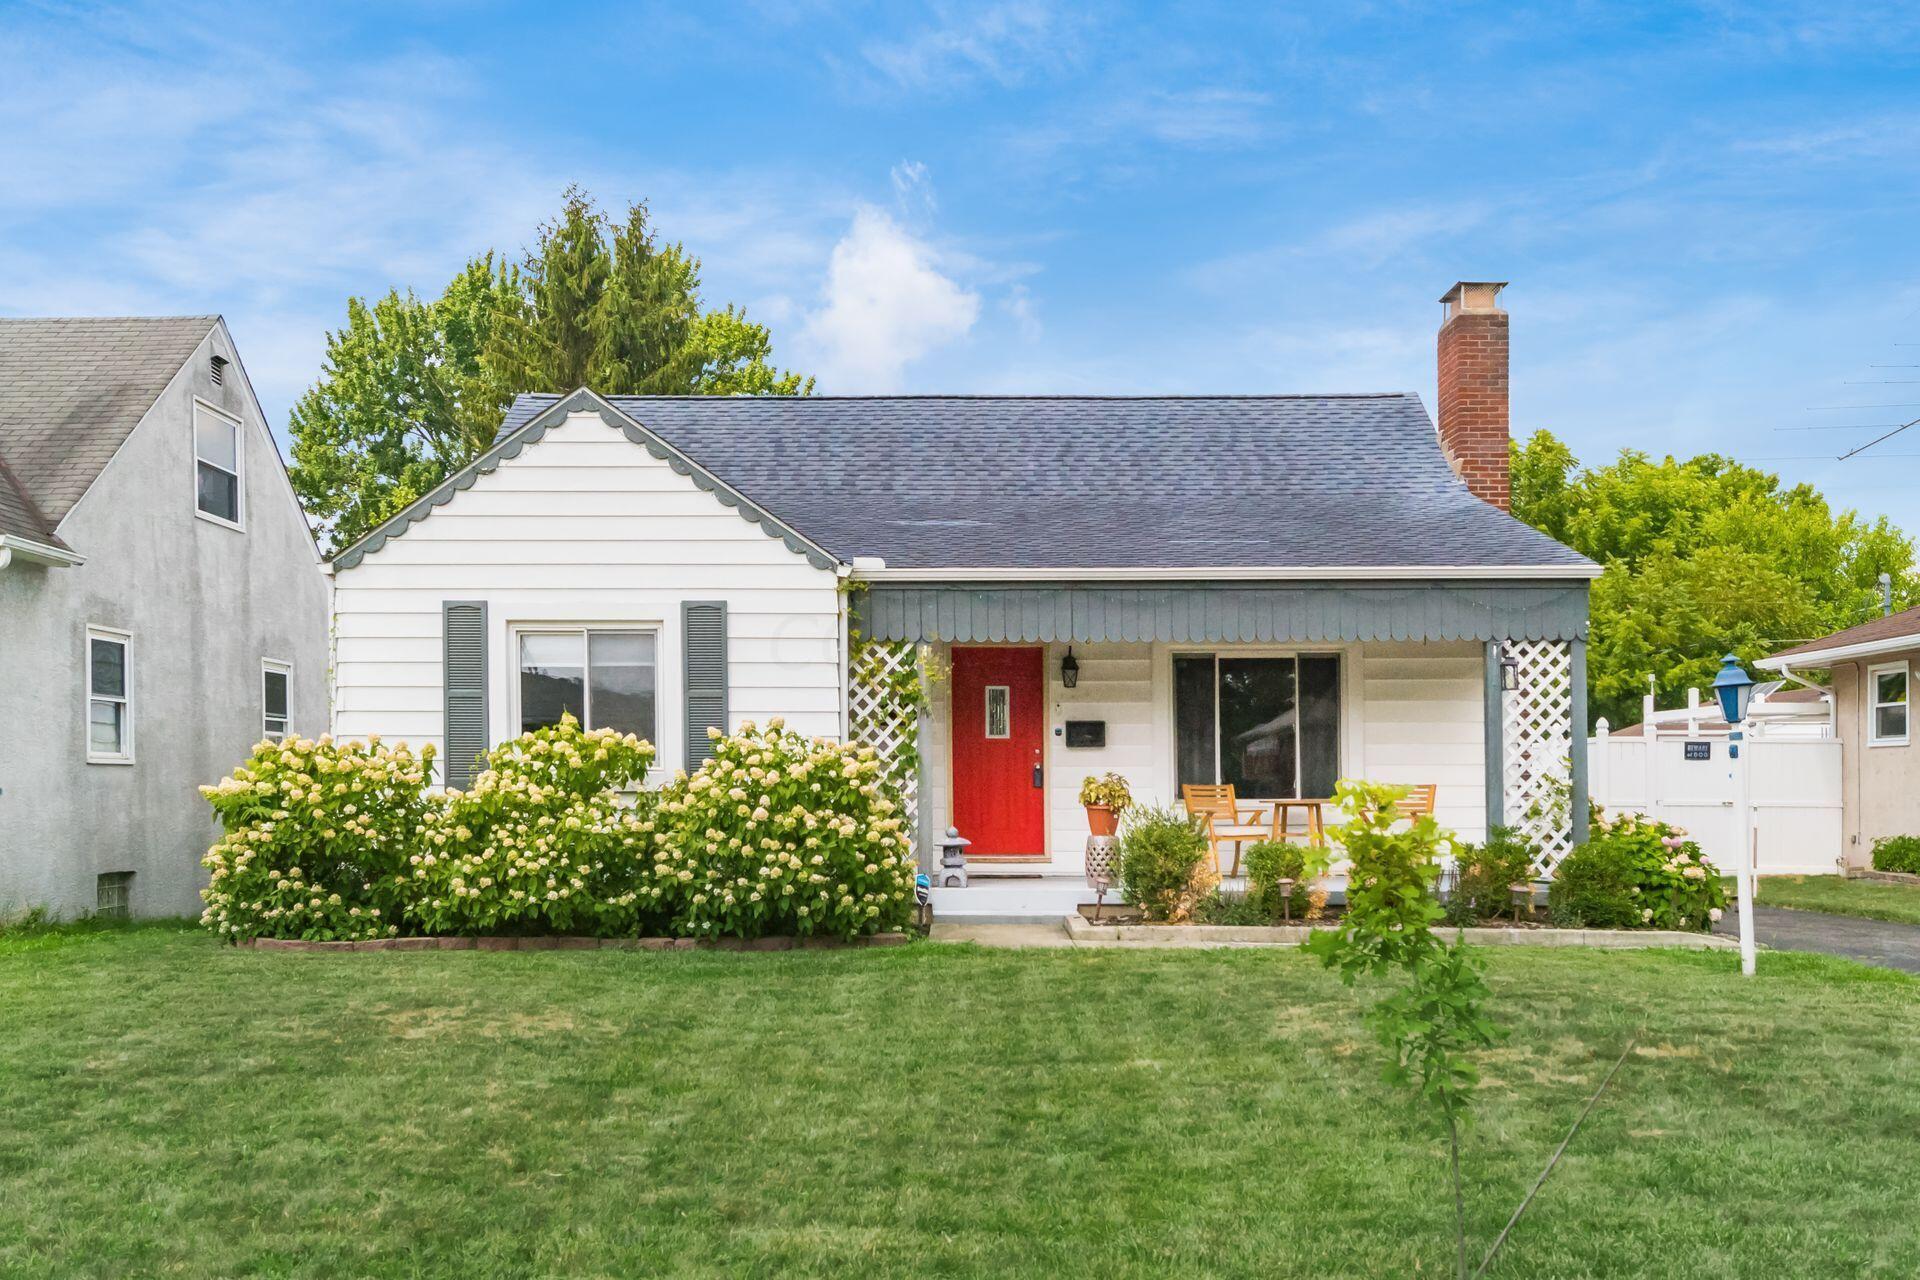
950,646,1046,857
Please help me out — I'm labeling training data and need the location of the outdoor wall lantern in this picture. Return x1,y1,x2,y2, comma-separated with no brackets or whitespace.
1061,647,1080,689
1499,644,1520,692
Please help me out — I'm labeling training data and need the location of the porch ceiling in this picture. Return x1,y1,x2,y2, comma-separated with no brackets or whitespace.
853,580,1589,645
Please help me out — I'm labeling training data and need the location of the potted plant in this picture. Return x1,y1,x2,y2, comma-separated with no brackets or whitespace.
1079,772,1132,837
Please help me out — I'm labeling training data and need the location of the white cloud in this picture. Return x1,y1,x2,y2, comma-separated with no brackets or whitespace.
799,206,980,391
890,160,937,220
858,2,1085,93
1107,88,1274,148
1003,283,1041,341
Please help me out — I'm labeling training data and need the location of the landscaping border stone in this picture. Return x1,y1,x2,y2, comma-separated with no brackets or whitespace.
240,932,910,954
1850,869,1920,888
1062,914,1733,949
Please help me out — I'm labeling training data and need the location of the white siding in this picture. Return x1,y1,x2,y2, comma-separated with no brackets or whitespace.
1048,643,1158,871
921,638,1490,873
1358,640,1487,842
331,411,845,780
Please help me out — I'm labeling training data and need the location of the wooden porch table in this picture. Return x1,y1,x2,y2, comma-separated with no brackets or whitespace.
1269,798,1330,849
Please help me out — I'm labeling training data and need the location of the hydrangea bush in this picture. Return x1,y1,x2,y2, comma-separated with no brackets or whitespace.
406,717,659,937
200,735,436,941
1549,810,1727,930
651,719,917,940
201,719,917,943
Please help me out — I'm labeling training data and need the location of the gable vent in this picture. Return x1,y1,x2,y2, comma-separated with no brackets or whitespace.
209,355,229,386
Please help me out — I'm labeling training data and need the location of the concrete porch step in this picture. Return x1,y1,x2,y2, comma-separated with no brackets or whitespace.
928,878,1100,924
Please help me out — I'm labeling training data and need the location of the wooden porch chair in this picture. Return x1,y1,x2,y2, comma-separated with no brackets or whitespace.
1182,784,1268,877
1400,784,1437,817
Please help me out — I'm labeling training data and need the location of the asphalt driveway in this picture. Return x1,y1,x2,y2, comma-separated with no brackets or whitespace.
1714,905,1920,974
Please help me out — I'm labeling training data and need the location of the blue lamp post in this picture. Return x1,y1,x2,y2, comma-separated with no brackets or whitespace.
1712,653,1755,727
1712,654,1758,976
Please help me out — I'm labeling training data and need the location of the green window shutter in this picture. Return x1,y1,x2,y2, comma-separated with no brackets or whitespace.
442,600,488,790
682,600,728,769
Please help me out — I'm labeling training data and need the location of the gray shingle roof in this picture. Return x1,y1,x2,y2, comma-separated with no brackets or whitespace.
0,316,217,537
494,393,1593,572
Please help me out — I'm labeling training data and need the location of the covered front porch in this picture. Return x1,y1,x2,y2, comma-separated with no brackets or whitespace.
848,578,1591,917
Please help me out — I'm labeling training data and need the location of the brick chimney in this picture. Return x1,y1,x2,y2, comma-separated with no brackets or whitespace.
1436,280,1511,511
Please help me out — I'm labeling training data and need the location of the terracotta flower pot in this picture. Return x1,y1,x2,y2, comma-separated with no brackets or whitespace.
1085,803,1119,837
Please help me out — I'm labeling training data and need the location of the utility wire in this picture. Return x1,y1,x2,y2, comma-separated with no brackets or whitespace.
1838,414,1920,462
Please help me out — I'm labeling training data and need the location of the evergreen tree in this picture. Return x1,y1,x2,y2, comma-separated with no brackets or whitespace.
289,189,809,550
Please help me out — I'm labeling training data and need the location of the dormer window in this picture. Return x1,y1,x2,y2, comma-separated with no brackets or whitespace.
193,400,243,527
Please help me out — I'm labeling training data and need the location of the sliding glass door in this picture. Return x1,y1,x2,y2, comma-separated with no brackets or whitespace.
1174,653,1340,799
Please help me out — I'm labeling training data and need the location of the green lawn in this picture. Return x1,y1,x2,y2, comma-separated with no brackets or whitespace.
4,927,1919,1278
1753,874,1920,926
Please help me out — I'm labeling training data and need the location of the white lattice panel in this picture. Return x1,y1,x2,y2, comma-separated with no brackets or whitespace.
1503,639,1575,871
848,640,921,844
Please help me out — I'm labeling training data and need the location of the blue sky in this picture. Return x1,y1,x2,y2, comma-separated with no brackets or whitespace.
5,1,1920,527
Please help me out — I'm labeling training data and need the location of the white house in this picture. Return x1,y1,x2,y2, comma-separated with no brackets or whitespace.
328,282,1599,891
0,317,330,918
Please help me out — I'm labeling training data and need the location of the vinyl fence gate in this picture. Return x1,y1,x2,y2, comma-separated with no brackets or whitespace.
1586,727,1842,876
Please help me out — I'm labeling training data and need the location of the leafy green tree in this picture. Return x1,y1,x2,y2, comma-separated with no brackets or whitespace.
1510,430,1916,729
290,188,809,551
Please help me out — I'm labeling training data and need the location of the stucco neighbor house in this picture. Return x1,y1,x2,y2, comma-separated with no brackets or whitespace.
328,282,1600,898
0,317,329,919
1761,607,1920,868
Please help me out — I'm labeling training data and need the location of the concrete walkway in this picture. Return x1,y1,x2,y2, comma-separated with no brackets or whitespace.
1713,905,1920,974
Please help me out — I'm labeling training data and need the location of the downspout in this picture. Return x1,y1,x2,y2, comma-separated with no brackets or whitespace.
835,563,856,743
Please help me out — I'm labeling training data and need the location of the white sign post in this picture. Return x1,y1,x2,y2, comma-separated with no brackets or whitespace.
1730,725,1756,977
1713,654,1758,978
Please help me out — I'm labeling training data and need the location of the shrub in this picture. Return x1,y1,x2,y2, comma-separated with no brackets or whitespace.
1546,840,1638,929
1549,812,1726,930
650,719,916,940
1447,826,1541,924
1871,835,1920,875
1243,838,1327,921
406,716,659,937
200,735,436,941
1116,804,1210,921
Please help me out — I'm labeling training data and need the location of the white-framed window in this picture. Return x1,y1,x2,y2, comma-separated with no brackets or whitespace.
515,628,658,744
1869,661,1909,746
1173,652,1342,799
984,685,1011,738
86,627,133,763
262,660,291,742
193,399,243,527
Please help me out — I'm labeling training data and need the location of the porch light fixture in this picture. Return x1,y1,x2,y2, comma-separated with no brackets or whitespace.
1712,653,1754,726
1499,644,1520,693
1061,647,1079,689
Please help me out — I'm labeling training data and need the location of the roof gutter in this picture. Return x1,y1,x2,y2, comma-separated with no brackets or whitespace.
1759,634,1920,669
848,563,1603,583
0,535,86,569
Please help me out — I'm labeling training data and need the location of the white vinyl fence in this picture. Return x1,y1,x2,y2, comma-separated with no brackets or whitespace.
1588,728,1842,876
